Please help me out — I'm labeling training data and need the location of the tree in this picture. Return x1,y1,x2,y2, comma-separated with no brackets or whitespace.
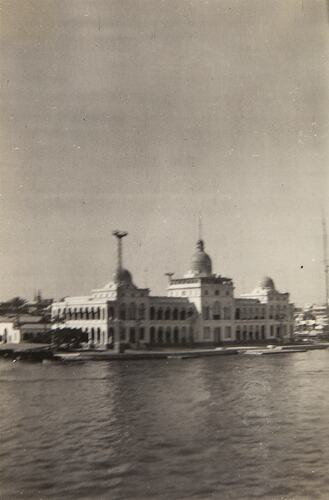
0,297,28,314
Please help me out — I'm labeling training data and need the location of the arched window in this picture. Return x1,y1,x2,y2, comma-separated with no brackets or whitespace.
108,307,115,320
173,309,178,320
187,308,193,318
158,327,163,344
119,304,126,320
128,303,136,320
129,328,136,343
235,308,240,320
91,327,95,342
261,325,265,339
180,310,186,320
97,327,101,343
165,327,171,344
181,326,186,343
213,301,221,320
189,326,194,342
150,307,155,320
138,303,145,320
173,327,179,344
139,327,145,340
157,308,163,320
109,327,114,343
165,308,171,320
150,326,155,344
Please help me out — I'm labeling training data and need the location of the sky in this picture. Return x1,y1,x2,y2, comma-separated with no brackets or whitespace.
0,0,328,306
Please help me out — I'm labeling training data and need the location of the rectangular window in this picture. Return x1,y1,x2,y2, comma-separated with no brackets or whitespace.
224,307,231,320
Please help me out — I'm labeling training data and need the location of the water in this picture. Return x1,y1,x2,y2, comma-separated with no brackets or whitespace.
0,351,329,500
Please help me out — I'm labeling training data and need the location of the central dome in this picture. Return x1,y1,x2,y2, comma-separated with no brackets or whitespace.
260,276,275,290
113,268,133,285
190,240,212,276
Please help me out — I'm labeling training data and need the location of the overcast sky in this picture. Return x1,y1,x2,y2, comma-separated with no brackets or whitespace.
0,0,328,305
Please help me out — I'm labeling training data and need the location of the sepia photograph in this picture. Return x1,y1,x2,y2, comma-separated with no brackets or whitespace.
0,1,328,499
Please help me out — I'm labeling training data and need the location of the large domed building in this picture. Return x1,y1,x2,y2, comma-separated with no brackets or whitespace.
51,232,294,348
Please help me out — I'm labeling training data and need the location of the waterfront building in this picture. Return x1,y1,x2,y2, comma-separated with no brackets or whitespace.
0,318,21,343
294,303,329,340
51,232,294,347
0,315,51,344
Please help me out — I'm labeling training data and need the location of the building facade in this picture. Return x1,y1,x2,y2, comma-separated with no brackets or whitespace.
51,234,294,347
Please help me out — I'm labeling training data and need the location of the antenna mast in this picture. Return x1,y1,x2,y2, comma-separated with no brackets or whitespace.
198,212,203,241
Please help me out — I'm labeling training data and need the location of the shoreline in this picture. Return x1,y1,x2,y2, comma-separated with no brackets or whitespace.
0,342,328,363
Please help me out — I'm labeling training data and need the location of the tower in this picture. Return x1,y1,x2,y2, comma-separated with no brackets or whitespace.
112,230,133,285
112,230,128,271
322,218,329,311
112,230,128,353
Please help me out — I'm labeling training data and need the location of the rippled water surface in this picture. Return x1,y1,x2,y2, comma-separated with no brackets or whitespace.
1,351,329,499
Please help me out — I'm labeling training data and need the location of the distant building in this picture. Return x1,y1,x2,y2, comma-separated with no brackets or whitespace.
294,304,329,339
0,315,51,344
51,233,294,348
0,318,21,344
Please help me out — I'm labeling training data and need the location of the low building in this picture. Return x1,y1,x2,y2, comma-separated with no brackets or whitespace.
294,304,329,340
51,232,294,348
0,318,21,344
0,315,51,344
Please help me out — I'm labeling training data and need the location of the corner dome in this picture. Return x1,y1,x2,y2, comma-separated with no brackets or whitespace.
113,268,133,285
189,240,212,276
260,276,275,290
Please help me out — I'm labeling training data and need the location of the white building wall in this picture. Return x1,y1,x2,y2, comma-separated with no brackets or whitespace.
0,321,21,344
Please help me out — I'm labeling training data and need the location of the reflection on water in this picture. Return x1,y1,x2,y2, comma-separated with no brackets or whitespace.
1,351,329,499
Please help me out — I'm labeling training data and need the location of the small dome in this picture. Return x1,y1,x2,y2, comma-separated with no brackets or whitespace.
189,240,212,276
260,276,275,290
113,268,133,285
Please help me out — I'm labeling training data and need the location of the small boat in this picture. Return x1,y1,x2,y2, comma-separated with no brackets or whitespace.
240,348,308,356
241,350,263,356
167,354,199,360
54,353,85,362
